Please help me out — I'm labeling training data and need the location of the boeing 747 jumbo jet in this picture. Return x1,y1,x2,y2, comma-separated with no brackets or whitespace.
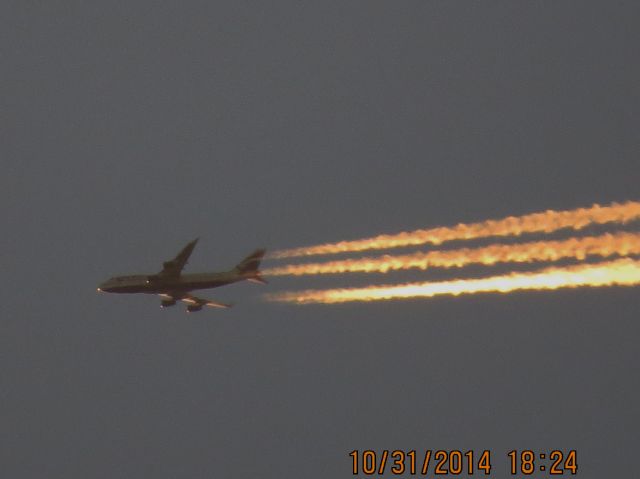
97,239,266,312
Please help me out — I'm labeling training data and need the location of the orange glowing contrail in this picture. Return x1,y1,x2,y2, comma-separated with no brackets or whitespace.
264,259,640,304
271,201,640,258
264,232,640,276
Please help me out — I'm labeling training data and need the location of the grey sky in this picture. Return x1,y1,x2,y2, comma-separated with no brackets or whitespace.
2,2,639,477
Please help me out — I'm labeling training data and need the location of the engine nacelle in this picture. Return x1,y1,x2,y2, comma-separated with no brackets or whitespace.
187,304,203,313
161,299,177,308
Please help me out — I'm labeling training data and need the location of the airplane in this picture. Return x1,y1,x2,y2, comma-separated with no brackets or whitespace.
97,239,266,312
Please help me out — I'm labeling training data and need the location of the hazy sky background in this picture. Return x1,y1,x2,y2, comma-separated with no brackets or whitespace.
3,2,639,477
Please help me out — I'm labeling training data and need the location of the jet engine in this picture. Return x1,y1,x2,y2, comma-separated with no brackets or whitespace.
187,304,203,313
161,299,176,308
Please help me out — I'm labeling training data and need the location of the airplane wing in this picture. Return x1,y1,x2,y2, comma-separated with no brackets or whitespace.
181,294,233,309
157,238,199,278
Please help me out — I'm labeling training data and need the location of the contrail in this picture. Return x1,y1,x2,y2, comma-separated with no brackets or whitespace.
264,259,640,304
264,232,640,276
271,201,640,258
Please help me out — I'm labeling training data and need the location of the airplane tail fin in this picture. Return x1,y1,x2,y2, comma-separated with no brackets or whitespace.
235,248,268,284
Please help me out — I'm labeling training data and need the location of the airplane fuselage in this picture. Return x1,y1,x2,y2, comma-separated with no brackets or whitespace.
98,271,244,295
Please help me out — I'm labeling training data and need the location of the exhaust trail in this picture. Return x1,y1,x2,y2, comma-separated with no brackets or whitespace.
264,232,640,276
264,258,640,304
271,201,640,258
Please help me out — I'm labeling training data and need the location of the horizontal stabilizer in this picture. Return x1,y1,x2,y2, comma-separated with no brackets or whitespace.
247,275,267,285
235,248,267,285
